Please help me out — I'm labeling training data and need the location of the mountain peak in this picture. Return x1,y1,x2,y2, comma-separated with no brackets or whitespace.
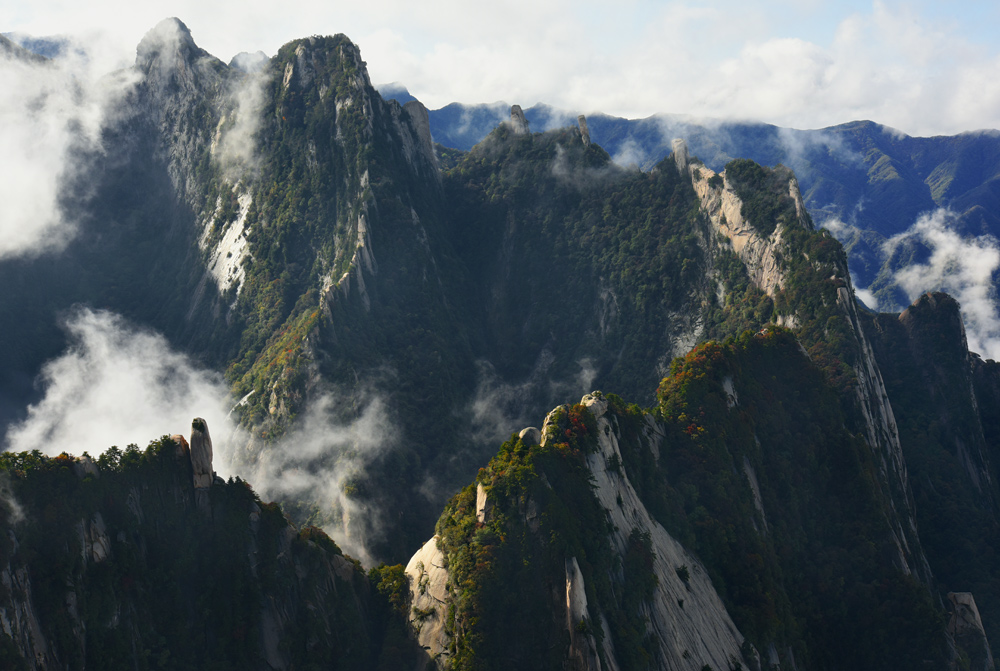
136,17,206,72
229,50,268,74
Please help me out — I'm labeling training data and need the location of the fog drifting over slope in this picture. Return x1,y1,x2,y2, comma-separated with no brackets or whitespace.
1,308,399,565
0,39,136,260
3,309,236,463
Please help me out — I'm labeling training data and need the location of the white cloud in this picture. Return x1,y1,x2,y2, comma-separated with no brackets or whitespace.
466,353,600,446
611,137,650,168
215,69,268,180
0,305,400,565
3,308,236,470
4,2,999,135
0,45,136,259
885,209,1000,358
248,391,397,567
855,287,879,311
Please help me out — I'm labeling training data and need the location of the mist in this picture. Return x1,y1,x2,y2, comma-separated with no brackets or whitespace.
885,209,1000,359
3,308,236,472
0,37,136,260
467,354,600,447
0,307,400,565
246,391,397,567
214,66,268,181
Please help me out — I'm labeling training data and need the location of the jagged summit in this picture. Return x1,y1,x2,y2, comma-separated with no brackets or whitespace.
135,17,222,76
509,104,530,134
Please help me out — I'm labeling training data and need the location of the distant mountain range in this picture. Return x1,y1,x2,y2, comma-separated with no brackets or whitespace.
378,85,1000,315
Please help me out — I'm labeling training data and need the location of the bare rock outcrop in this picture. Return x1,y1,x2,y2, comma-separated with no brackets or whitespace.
475,482,493,524
948,592,995,671
571,393,749,671
518,426,541,445
565,556,603,670
509,105,530,135
578,115,591,146
684,149,787,298
403,100,438,171
190,417,214,489
671,138,689,176
405,536,452,668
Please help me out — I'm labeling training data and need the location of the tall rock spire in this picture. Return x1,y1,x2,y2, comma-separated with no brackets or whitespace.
190,417,214,488
509,105,530,135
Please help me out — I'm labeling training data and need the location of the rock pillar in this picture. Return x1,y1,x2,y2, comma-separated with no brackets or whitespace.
510,105,529,135
190,418,214,489
577,115,591,146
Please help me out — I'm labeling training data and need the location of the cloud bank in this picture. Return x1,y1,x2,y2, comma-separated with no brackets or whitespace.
1,307,400,565
0,38,135,260
3,308,236,470
885,209,1000,359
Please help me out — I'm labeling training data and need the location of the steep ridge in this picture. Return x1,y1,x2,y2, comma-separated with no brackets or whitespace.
1,19,939,572
406,395,747,671
0,20,467,560
425,104,1000,304
4,25,1000,669
403,137,992,668
864,292,1000,658
126,24,475,560
680,144,929,585
405,324,957,669
443,117,715,409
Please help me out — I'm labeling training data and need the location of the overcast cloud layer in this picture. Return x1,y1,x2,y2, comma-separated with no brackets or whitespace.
3,1,999,136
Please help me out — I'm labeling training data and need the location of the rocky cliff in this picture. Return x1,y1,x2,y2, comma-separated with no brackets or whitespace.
4,23,1000,670
864,292,1000,651
406,393,748,671
679,143,929,585
405,316,971,669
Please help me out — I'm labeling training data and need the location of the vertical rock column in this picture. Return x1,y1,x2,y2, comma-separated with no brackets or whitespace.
190,417,214,489
577,115,591,146
509,105,530,135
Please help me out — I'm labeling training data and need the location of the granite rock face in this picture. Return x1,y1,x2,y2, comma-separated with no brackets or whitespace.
578,115,591,146
948,593,995,671
190,417,214,488
509,104,530,135
405,536,452,668
575,393,747,671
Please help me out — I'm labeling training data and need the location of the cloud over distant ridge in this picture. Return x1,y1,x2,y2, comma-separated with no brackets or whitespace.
885,209,1000,359
5,1,1000,137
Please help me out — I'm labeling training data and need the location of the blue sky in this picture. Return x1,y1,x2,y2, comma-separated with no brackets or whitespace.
3,0,999,135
